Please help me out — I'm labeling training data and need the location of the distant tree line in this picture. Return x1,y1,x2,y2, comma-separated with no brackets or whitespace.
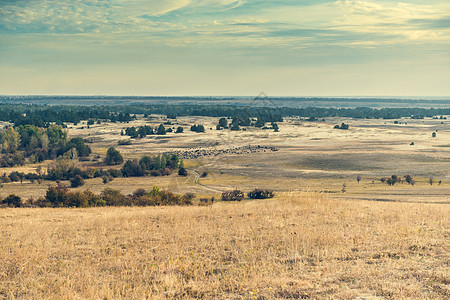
0,104,449,127
0,104,134,127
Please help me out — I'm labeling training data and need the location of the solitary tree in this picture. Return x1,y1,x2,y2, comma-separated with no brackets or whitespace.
272,122,279,132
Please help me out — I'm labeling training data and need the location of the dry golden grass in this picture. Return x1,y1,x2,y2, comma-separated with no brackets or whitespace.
1,193,448,299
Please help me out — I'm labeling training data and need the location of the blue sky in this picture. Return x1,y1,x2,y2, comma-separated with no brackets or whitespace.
0,0,449,96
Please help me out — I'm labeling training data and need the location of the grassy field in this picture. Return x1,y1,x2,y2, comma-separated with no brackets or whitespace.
1,193,448,299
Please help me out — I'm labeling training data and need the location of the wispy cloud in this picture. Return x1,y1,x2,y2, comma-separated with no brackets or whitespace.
0,0,449,96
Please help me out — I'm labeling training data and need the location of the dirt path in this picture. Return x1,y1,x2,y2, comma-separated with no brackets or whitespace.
190,170,224,193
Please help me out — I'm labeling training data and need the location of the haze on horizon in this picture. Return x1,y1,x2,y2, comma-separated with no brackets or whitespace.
1,0,449,97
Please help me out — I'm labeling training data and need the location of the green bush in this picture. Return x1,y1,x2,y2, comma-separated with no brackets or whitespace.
222,190,244,201
3,194,22,207
247,189,274,199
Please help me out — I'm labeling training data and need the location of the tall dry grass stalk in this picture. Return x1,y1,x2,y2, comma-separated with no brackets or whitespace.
0,192,448,299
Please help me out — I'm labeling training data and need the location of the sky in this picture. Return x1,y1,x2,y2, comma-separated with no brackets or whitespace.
0,0,449,96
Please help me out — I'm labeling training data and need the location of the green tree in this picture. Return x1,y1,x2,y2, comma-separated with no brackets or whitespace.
104,147,123,165
46,125,67,146
121,159,144,177
157,124,166,135
2,127,20,153
65,137,91,157
230,123,240,131
139,155,153,170
219,117,228,128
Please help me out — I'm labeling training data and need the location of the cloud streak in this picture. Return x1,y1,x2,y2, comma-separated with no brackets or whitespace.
0,0,449,96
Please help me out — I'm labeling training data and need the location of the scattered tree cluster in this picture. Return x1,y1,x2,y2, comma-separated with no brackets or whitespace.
217,116,279,132
123,124,167,138
121,153,182,177
0,125,90,167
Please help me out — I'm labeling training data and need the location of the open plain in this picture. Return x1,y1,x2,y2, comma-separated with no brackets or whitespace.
1,115,449,203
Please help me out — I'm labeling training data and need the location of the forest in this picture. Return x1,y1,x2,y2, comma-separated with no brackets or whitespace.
1,103,449,127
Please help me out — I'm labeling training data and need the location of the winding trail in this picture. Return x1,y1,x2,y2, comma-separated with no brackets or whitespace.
189,170,225,193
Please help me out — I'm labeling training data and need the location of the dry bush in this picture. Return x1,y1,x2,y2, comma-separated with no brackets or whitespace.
0,193,448,299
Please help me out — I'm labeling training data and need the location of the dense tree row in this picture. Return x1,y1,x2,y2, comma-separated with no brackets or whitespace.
0,185,193,208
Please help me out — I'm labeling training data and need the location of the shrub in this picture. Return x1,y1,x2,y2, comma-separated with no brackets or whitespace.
178,168,188,176
150,170,162,177
101,188,129,206
222,189,244,201
118,140,132,145
200,171,208,178
247,189,274,199
102,175,113,184
334,123,349,130
107,168,122,178
70,175,85,188
162,168,172,176
3,194,22,207
45,184,69,207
